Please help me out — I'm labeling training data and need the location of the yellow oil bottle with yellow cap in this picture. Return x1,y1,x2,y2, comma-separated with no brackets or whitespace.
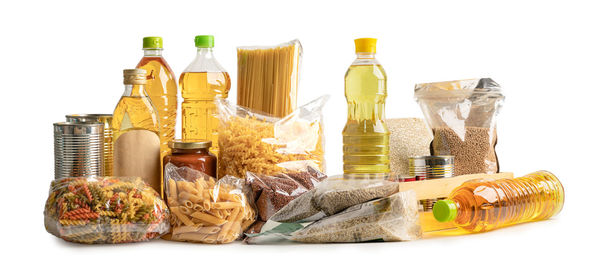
343,38,390,176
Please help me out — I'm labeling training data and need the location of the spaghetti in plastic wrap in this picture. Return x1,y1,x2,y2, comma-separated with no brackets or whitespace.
216,96,327,178
44,177,170,244
164,163,255,243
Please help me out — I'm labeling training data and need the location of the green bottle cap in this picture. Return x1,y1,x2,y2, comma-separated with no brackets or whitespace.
195,35,214,48
143,37,163,49
433,199,458,222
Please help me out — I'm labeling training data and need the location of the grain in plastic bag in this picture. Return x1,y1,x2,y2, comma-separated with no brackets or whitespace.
246,190,422,243
246,166,326,222
237,39,302,118
216,95,327,178
270,175,400,223
164,163,255,243
415,78,504,175
44,176,170,244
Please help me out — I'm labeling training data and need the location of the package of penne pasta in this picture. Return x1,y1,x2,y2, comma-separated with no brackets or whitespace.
164,163,256,243
216,95,328,179
43,176,170,244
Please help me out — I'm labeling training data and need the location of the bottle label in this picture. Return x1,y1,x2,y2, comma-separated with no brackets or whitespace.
114,130,161,194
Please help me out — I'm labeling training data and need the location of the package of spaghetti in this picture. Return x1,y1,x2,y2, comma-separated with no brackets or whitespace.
237,39,302,118
164,163,255,244
43,176,170,244
216,95,328,179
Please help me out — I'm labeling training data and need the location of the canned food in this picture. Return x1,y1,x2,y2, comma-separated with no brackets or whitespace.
66,114,113,176
54,122,104,179
409,155,454,180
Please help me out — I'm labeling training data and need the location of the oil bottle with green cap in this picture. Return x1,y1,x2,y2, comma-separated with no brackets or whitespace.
136,36,178,160
432,171,565,233
179,35,231,156
343,38,390,176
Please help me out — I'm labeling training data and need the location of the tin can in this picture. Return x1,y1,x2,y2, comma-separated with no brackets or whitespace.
409,155,454,180
66,114,113,176
54,122,104,179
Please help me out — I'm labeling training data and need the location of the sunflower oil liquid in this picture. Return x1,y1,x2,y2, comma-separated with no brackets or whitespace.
343,62,390,175
437,171,565,232
136,56,177,159
180,71,231,155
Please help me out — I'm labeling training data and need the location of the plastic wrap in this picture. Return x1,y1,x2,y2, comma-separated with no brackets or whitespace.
164,163,255,243
44,177,170,244
270,175,400,223
216,96,327,178
246,191,422,243
246,167,326,222
237,39,302,118
414,78,504,175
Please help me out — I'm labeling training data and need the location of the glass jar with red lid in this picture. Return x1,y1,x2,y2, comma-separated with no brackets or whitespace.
164,140,217,178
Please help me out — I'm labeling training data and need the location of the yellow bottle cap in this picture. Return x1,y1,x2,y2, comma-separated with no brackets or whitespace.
354,38,377,53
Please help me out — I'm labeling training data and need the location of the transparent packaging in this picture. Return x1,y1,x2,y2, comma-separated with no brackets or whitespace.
136,49,178,159
434,171,564,232
180,44,231,154
246,191,422,243
43,176,170,244
415,78,504,175
246,167,326,222
216,96,327,178
237,39,301,118
164,164,255,243
270,175,400,223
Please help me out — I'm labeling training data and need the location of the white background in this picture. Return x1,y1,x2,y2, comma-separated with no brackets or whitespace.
0,0,597,276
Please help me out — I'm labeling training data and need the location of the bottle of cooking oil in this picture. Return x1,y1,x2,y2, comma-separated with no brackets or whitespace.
433,171,565,232
112,69,161,195
343,38,390,176
136,37,177,159
180,35,230,155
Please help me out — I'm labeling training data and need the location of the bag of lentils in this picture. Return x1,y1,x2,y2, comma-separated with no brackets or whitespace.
415,78,504,176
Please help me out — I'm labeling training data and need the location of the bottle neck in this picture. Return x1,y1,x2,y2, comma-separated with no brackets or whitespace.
123,84,148,97
196,47,214,58
143,49,163,57
356,52,376,59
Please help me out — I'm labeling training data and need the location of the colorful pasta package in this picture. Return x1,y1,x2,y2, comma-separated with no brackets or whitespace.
216,95,328,179
164,163,256,243
44,176,170,244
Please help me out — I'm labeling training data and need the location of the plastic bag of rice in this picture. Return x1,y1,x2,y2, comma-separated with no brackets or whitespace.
387,118,432,176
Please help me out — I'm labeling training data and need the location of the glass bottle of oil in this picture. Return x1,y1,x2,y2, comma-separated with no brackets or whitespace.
343,38,390,176
180,35,231,155
112,69,161,194
433,171,565,232
136,37,177,160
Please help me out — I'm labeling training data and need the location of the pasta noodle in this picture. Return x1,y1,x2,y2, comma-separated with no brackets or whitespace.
216,96,327,178
237,40,301,118
165,164,256,244
43,177,170,244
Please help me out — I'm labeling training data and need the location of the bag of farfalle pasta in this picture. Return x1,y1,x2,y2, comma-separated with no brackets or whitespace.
164,163,256,244
44,176,170,244
216,95,328,179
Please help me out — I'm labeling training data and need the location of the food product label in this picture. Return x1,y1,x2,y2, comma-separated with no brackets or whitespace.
114,130,161,193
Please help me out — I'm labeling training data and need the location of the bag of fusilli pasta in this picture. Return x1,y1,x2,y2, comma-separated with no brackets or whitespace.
44,176,170,244
216,95,328,179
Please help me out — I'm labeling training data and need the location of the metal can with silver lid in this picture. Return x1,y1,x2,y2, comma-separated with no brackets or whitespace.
409,155,454,180
66,114,113,176
54,122,104,179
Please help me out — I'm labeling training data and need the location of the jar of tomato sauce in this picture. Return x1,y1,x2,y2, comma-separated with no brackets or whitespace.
164,140,217,178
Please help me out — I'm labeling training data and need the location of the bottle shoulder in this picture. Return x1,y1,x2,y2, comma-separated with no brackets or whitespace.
183,53,228,73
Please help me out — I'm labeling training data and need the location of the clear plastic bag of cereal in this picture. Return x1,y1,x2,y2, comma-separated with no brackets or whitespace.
43,176,170,244
164,163,255,243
